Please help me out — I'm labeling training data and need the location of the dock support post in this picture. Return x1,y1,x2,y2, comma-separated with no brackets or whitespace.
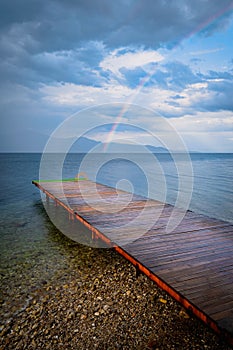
69,212,74,221
92,230,99,241
46,194,49,205
135,263,142,278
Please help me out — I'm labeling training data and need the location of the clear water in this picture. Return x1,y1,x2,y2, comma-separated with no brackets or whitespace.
0,152,232,321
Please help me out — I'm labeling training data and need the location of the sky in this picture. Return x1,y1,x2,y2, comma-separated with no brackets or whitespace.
0,0,233,152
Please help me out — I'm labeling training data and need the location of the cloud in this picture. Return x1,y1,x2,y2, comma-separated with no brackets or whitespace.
164,111,233,152
173,131,233,153
158,68,233,115
40,82,133,107
161,61,201,89
1,1,232,90
0,39,107,87
198,79,233,112
206,70,233,80
1,0,233,152
169,111,233,132
189,47,224,56
1,1,233,50
100,48,163,77
37,61,233,121
114,59,203,90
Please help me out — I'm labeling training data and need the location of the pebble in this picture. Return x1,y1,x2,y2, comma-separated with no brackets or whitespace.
0,243,231,350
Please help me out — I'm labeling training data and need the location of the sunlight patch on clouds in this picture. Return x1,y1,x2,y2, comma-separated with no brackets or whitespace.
188,82,208,89
40,80,175,114
39,77,216,122
40,82,133,106
169,111,233,132
100,48,164,77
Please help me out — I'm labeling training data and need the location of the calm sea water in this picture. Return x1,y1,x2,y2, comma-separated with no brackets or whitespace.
1,152,233,226
0,151,232,251
63,152,233,223
0,152,232,321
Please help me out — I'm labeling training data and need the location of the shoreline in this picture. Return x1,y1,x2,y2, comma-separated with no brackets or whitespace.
0,237,231,350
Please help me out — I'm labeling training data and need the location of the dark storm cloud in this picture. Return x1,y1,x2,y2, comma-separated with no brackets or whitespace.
1,0,233,52
0,0,232,89
28,43,107,87
0,38,107,87
0,0,45,31
204,80,233,112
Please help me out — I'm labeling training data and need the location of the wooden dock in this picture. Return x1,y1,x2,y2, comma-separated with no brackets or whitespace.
32,179,233,345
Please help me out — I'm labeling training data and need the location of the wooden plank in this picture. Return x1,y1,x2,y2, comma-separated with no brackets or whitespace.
161,264,233,284
126,230,233,252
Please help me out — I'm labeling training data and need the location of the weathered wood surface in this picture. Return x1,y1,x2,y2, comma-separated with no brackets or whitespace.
33,179,233,344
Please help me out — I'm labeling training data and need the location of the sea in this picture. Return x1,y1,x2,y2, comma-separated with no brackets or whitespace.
0,152,233,322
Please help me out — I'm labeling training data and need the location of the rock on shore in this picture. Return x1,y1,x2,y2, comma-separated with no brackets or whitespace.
0,240,231,349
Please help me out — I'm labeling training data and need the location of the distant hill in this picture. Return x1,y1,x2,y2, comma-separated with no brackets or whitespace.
145,145,169,153
0,133,100,153
71,137,169,153
0,132,197,153
70,137,101,153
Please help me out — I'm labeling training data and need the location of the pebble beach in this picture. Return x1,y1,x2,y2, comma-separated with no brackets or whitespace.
0,225,232,350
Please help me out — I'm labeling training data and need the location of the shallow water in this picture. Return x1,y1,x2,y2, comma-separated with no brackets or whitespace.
0,152,232,324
